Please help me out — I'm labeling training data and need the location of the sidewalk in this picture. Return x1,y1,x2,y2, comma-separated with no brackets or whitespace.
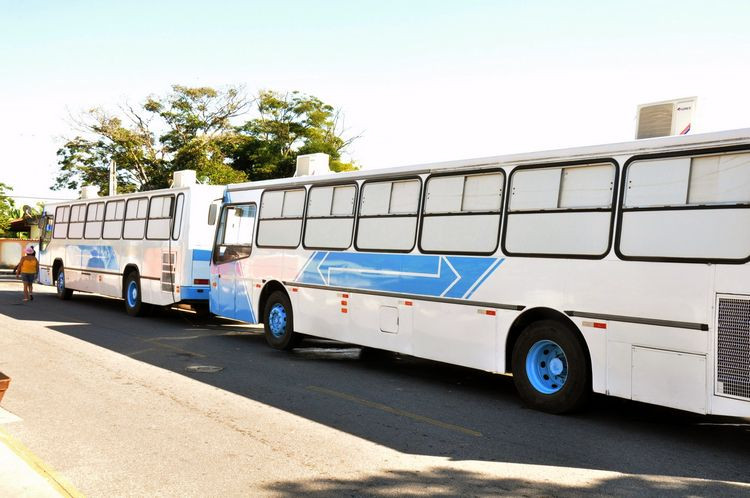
0,407,72,497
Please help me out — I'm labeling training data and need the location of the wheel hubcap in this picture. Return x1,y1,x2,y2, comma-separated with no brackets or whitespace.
526,340,568,394
127,281,138,308
268,304,287,338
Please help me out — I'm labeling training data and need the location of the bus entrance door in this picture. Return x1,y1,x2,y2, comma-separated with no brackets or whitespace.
210,261,236,319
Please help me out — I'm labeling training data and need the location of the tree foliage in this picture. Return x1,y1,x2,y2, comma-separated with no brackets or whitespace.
0,182,17,235
54,86,359,193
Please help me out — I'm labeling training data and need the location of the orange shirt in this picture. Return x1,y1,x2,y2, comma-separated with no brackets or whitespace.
19,256,38,274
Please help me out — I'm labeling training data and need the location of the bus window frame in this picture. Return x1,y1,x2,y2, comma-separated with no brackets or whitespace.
83,201,105,240
302,180,359,251
67,203,87,239
255,187,307,249
122,196,149,240
145,194,175,241
102,199,126,240
614,144,750,264
417,167,505,256
500,158,619,260
353,175,423,254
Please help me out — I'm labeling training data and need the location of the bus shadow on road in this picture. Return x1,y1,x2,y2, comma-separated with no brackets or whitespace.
264,466,750,497
2,287,749,489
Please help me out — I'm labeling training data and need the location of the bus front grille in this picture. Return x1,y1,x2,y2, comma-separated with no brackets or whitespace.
716,297,750,401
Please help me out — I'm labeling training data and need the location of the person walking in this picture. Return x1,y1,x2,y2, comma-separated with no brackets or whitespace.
15,246,38,302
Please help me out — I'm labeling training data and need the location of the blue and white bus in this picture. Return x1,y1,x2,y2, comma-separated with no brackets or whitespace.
209,130,750,416
38,171,224,316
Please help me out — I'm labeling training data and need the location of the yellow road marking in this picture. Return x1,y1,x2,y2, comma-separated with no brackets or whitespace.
144,339,206,358
0,427,84,497
124,348,157,358
307,385,482,438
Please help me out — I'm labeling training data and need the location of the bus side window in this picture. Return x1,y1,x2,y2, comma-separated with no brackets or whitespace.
214,204,257,263
356,178,420,252
53,206,70,239
207,203,218,225
172,194,185,240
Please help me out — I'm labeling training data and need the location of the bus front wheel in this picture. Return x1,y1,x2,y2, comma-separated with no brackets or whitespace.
56,266,73,300
263,291,301,350
511,320,590,414
124,273,150,317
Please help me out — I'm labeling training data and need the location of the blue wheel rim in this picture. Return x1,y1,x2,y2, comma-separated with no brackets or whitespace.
526,340,568,394
127,281,138,308
268,303,287,338
57,271,65,292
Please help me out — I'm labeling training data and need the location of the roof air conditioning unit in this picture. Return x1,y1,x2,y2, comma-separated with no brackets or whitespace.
636,97,697,139
294,153,331,177
172,170,197,188
80,185,100,199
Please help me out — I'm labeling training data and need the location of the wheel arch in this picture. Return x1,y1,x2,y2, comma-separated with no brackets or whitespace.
258,280,289,320
52,258,64,281
122,264,140,298
504,307,591,376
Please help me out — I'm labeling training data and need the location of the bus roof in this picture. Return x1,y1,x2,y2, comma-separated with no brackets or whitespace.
226,127,750,192
43,183,224,210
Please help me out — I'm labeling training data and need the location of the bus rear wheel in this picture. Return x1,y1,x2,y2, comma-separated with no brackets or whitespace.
263,291,301,350
124,273,150,317
56,266,73,300
511,320,590,414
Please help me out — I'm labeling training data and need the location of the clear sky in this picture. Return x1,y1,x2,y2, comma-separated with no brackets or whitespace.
1,0,749,204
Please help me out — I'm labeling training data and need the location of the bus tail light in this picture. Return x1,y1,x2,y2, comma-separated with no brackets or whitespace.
194,279,209,285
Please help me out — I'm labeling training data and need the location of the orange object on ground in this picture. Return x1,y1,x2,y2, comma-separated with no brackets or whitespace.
0,372,10,403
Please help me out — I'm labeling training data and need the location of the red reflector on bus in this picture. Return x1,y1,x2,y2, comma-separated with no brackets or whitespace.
485,310,496,316
341,300,347,306
341,308,348,313
194,279,209,285
342,293,349,298
594,322,607,329
403,300,413,306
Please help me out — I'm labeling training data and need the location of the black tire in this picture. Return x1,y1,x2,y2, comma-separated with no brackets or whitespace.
124,272,151,317
511,320,591,414
263,291,301,350
55,265,73,300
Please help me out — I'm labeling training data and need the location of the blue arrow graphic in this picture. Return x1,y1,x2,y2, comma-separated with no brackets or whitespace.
297,251,503,299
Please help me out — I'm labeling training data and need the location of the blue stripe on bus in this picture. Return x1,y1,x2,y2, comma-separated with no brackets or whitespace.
297,252,503,300
192,249,212,261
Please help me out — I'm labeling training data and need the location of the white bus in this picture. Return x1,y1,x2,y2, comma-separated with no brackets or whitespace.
209,129,750,416
38,172,224,316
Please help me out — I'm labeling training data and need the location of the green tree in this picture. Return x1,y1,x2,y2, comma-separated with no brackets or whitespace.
54,86,250,193
0,182,17,235
54,86,359,193
229,90,359,181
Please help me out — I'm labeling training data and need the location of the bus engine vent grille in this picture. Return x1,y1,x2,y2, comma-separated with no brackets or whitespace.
161,252,175,292
716,297,750,401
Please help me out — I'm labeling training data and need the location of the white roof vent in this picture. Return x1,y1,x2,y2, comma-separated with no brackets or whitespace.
172,170,197,188
294,153,331,176
636,97,697,139
80,185,100,199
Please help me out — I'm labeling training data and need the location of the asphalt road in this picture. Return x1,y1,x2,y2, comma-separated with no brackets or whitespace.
0,281,749,496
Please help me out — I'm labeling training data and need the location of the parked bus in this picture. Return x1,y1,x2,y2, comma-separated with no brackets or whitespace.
37,171,224,316
209,130,750,416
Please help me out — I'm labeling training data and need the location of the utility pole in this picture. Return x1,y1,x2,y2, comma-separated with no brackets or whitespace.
109,160,117,196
